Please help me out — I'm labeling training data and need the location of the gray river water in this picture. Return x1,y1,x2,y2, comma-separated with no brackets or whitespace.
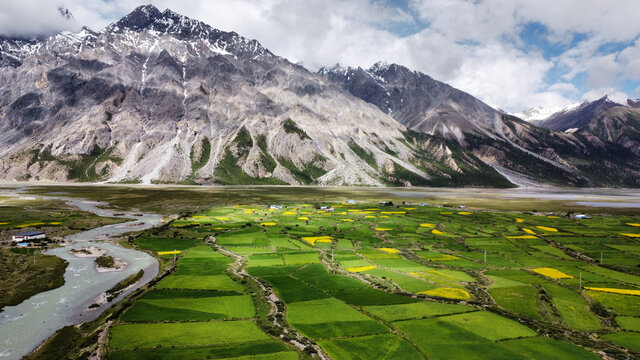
0,197,163,360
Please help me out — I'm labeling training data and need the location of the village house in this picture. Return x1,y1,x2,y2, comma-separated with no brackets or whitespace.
12,231,46,242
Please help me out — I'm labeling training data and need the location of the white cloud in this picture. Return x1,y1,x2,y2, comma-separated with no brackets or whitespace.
2,0,639,113
410,0,640,44
548,82,580,95
582,88,629,104
0,0,80,38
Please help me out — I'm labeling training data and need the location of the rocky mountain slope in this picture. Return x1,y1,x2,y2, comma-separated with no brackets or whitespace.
0,5,510,187
537,97,640,156
538,96,623,132
320,62,503,143
321,64,640,187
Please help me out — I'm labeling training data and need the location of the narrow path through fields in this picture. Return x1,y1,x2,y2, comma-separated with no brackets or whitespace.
217,245,329,360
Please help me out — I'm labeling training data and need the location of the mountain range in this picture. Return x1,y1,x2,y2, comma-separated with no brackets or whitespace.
0,5,638,188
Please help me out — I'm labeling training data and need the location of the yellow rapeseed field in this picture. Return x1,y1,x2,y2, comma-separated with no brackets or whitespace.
378,248,400,254
244,209,258,214
157,250,182,255
365,216,376,218
627,223,640,227
16,222,45,228
365,208,378,211
341,219,354,222
192,215,207,218
420,223,435,228
49,222,62,225
620,233,640,237
260,222,277,226
298,217,310,221
532,267,574,279
515,218,525,223
507,235,537,239
547,216,561,219
403,208,416,210
375,228,393,231
584,287,640,296
411,270,457,281
347,265,376,272
432,229,446,235
440,212,453,215
348,209,361,212
283,211,297,215
216,217,231,221
523,228,536,234
536,226,558,232
431,254,461,261
418,287,470,300
0,222,9,225
458,211,472,215
302,236,333,245
380,211,406,215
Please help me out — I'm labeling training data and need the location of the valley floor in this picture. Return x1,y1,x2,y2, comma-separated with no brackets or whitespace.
3,184,640,359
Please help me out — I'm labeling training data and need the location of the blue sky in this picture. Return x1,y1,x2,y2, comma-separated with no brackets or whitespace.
2,0,640,113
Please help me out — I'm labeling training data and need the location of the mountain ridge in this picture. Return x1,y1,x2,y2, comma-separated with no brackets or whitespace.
321,64,640,187
0,5,638,187
0,5,513,188
536,96,640,156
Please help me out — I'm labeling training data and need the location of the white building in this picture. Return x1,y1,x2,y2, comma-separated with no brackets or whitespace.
12,231,46,242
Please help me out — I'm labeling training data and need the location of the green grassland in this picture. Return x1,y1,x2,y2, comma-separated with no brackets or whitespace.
0,248,68,310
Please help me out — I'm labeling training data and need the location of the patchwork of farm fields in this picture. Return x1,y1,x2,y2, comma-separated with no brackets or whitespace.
107,201,640,359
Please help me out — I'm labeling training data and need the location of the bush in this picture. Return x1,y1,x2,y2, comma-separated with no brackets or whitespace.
95,255,115,268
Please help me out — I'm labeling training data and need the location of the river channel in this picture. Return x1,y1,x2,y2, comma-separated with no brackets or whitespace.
0,195,164,360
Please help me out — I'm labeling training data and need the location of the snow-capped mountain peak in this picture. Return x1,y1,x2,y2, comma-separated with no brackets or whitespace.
512,102,581,122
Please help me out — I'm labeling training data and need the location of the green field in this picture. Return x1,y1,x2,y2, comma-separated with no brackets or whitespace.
601,332,640,353
363,302,473,321
122,294,255,321
286,298,388,339
108,244,297,359
318,334,423,360
110,321,270,350
156,274,245,291
25,192,629,359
